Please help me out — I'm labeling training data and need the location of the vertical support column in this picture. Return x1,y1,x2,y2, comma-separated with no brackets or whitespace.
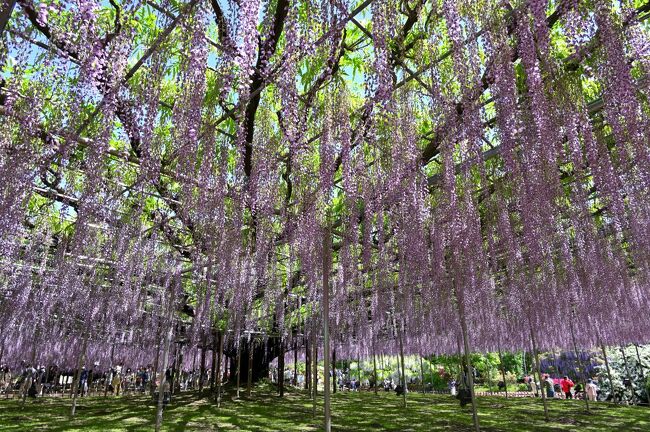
332,348,337,394
155,321,174,432
457,293,480,432
398,323,407,409
172,342,182,395
106,343,115,398
634,344,646,391
210,330,218,393
419,356,425,394
71,331,89,416
568,318,589,412
311,329,318,416
43,364,51,397
155,284,176,432
236,338,241,398
322,224,331,432
216,331,224,405
429,355,436,393
373,350,378,396
357,356,361,388
620,346,631,381
278,337,285,397
531,328,549,422
198,333,206,395
486,364,493,394
247,337,253,397
169,340,177,396
522,350,527,375
497,347,508,399
293,339,298,387
600,343,614,397
305,339,311,391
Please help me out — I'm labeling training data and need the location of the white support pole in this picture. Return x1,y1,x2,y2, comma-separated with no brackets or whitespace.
322,224,331,432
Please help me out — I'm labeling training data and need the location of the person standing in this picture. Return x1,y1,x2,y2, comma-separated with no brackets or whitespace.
586,379,598,401
142,367,150,392
162,369,172,405
529,376,538,397
79,367,88,397
0,365,11,394
544,374,555,398
112,368,122,396
560,376,574,399
450,379,457,396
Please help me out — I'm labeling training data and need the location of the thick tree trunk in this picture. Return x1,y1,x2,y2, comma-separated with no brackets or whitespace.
227,336,279,387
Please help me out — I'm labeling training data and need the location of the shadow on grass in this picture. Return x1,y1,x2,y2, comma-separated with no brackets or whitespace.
1,385,649,431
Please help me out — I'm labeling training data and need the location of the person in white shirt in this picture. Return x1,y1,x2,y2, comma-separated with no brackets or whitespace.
586,379,599,401
530,376,538,397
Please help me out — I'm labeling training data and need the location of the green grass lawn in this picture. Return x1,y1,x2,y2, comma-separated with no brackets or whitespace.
1,385,649,431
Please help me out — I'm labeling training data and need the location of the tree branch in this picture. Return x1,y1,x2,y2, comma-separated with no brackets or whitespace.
209,0,232,47
302,28,346,109
17,0,79,59
101,0,122,48
242,0,289,177
0,0,17,38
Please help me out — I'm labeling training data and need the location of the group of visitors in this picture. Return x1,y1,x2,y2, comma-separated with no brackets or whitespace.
1,363,56,398
274,367,372,392
524,374,599,400
443,372,601,403
339,377,362,391
0,362,179,398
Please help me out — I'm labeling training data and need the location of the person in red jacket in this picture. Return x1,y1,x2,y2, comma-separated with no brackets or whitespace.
560,376,575,399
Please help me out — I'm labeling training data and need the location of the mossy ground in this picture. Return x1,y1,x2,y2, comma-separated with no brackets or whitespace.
1,385,648,431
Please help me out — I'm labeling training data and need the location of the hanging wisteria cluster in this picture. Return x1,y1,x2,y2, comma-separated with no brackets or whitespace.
1,0,649,381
